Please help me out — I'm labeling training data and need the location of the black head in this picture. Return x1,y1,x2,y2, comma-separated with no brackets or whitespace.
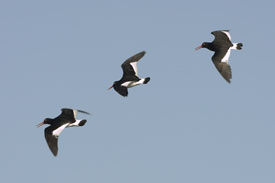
195,42,209,50
108,81,119,90
36,118,53,128
43,118,52,124
201,42,207,48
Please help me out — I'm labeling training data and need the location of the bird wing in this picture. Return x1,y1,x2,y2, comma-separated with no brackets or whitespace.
113,85,128,97
221,30,232,41
58,108,90,122
211,30,232,44
44,127,59,156
221,48,232,63
212,50,232,83
121,51,146,77
56,108,76,121
75,109,90,115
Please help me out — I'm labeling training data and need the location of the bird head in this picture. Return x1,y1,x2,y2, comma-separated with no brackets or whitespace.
195,42,207,50
36,118,51,128
108,81,119,90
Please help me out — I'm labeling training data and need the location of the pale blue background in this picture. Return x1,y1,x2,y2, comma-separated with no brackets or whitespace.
1,0,274,182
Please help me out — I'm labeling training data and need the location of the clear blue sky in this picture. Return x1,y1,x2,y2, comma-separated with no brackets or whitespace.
1,0,275,182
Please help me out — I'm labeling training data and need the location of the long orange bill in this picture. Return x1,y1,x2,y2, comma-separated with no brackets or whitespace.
36,122,44,128
195,45,202,51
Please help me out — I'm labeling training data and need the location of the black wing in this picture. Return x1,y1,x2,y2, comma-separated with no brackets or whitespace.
212,51,232,83
56,108,75,121
211,30,232,45
57,108,90,122
45,127,58,156
113,85,128,97
121,51,146,76
76,110,90,115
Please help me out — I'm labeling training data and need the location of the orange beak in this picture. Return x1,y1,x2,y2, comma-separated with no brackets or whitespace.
36,121,44,128
108,85,113,90
195,45,202,51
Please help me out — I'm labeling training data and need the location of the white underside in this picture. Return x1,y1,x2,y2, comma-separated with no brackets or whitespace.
219,31,237,63
52,120,83,137
221,49,231,63
67,120,83,127
52,124,69,137
121,78,146,88
221,43,238,63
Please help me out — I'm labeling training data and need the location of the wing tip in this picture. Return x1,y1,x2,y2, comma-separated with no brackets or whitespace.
211,30,230,36
225,78,231,83
76,109,91,115
136,51,146,58
140,50,146,55
52,151,58,156
211,29,230,33
61,108,90,115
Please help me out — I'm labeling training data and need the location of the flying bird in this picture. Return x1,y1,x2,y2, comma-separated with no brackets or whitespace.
108,51,150,97
37,108,90,156
196,30,243,83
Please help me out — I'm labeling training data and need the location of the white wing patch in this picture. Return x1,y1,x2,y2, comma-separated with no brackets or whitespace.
121,78,145,88
221,49,232,63
222,31,232,41
121,81,132,87
52,123,69,137
67,120,82,127
130,62,138,76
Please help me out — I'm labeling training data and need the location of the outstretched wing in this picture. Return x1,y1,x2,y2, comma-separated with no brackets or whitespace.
121,51,146,77
58,108,90,122
211,30,232,44
44,127,59,156
212,50,232,83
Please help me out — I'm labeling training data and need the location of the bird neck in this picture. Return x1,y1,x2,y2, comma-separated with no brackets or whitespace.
114,81,121,86
204,42,215,51
45,118,55,125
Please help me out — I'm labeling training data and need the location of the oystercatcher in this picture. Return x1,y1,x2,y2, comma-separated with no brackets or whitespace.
108,51,150,97
37,108,90,156
196,30,243,83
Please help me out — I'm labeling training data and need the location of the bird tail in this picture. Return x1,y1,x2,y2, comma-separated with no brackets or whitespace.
143,77,150,84
68,119,87,127
78,120,87,126
233,43,243,50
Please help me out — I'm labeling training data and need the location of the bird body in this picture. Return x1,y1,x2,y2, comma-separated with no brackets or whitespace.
109,51,150,97
196,30,243,83
37,108,90,156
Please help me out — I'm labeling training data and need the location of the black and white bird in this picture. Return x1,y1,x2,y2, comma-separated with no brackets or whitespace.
196,30,243,83
108,51,150,97
37,108,90,156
